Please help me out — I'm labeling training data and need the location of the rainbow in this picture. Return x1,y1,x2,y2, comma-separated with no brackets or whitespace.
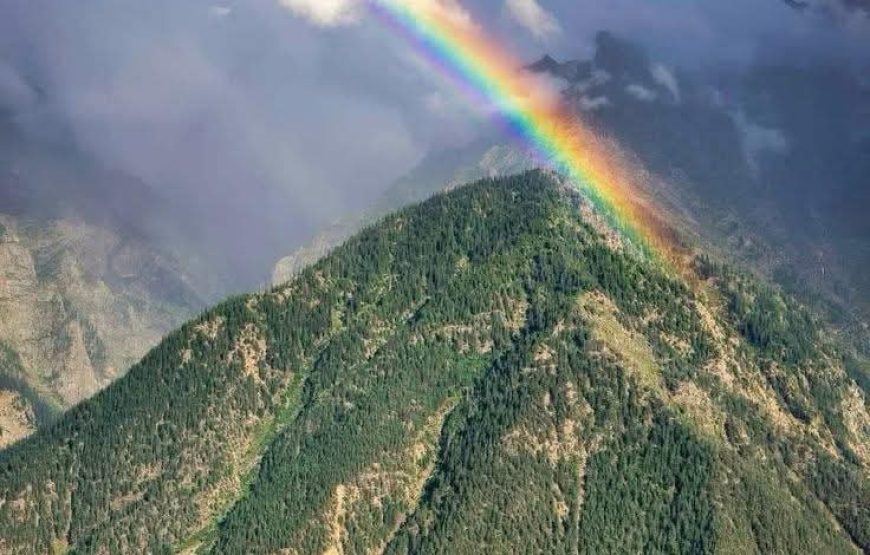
368,0,678,257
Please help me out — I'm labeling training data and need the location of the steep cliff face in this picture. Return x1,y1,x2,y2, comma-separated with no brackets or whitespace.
0,213,202,445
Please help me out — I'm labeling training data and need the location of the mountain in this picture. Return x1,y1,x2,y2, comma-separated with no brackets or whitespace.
1,172,866,553
0,110,211,446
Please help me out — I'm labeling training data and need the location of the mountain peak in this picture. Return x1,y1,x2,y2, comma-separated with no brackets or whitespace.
526,54,561,73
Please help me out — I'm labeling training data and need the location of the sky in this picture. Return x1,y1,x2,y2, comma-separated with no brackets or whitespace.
0,0,867,289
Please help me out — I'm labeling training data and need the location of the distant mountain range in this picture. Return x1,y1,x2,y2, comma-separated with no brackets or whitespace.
271,139,534,284
1,25,864,450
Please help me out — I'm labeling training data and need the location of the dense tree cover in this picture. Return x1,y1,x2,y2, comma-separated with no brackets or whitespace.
845,355,870,394
384,303,715,554
696,254,870,548
0,171,865,554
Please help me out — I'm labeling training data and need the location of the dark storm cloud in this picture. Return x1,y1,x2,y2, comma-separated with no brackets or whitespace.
500,0,870,65
4,0,426,203
0,0,488,288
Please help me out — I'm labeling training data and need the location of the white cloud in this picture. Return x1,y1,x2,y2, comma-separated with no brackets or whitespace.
574,69,611,94
505,0,561,38
578,95,610,111
732,110,789,175
625,83,658,102
276,0,474,28
650,63,680,102
208,6,233,18
277,0,360,26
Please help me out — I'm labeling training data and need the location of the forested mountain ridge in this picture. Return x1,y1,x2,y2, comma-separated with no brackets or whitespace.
0,171,866,554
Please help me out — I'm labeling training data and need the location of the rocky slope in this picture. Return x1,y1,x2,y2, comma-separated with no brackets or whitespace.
0,213,202,446
0,172,866,554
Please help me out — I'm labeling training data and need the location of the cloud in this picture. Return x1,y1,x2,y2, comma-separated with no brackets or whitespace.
732,109,790,175
277,0,360,26
578,95,610,111
521,71,567,108
650,63,680,102
534,0,868,67
1,0,866,292
425,0,476,28
505,0,561,38
0,61,35,111
625,83,658,102
574,69,611,93
275,0,474,29
0,0,449,288
208,6,233,18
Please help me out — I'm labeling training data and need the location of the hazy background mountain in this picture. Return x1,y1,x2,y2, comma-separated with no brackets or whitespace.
272,138,535,284
0,108,213,445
